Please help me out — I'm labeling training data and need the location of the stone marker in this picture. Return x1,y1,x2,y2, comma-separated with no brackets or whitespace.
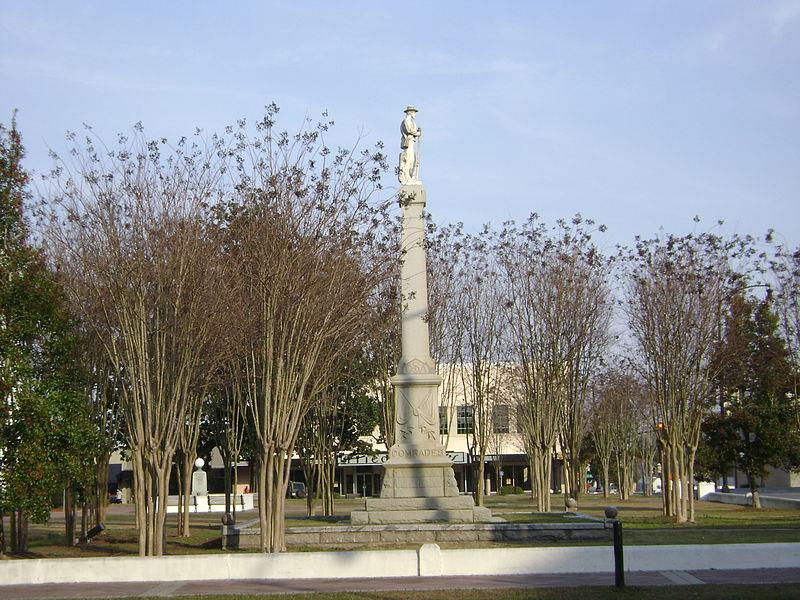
191,457,208,512
351,108,492,525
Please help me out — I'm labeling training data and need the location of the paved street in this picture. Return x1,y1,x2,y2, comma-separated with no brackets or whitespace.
1,569,800,599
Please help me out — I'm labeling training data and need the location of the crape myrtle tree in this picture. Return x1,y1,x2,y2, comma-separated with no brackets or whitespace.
636,416,658,497
767,236,800,398
588,380,616,498
82,347,123,528
608,371,643,500
216,105,391,553
452,228,506,507
296,356,380,516
426,221,466,450
589,367,645,499
498,215,610,512
362,265,401,451
556,226,612,504
203,373,248,517
175,392,204,537
44,122,229,556
0,116,96,555
623,229,754,523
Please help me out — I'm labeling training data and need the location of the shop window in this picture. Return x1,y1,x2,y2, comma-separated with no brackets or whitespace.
457,405,474,434
439,405,449,434
492,404,510,433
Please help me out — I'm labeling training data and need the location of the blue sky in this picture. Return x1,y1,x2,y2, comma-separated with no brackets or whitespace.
2,1,798,249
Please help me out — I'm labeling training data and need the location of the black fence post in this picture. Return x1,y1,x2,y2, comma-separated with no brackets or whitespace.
612,519,625,588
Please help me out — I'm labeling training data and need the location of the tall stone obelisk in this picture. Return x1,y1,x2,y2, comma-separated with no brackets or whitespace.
351,107,491,524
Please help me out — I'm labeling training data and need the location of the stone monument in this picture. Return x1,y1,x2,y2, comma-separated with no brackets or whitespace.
192,457,210,512
351,108,492,525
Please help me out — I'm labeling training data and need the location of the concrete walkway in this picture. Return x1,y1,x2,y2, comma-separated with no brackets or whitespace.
1,569,799,599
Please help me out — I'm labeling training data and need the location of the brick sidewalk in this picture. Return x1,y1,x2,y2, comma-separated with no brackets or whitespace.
1,569,799,599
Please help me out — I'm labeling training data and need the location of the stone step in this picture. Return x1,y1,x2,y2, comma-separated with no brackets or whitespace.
351,508,483,525
365,496,476,511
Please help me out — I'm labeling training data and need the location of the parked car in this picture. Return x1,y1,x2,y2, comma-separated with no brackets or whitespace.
287,481,307,499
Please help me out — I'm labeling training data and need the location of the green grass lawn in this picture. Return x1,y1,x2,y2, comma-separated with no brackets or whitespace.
69,586,800,600
3,493,798,558
484,493,800,545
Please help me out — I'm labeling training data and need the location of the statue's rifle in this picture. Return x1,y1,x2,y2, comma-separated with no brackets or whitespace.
413,127,422,181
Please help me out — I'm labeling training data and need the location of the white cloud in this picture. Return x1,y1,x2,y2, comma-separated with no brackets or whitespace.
769,0,800,36
704,28,729,53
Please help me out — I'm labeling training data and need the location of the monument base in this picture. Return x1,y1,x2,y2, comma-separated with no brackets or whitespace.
350,462,494,524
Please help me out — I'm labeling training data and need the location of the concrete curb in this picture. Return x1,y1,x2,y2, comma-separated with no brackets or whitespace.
706,492,800,510
1,543,799,587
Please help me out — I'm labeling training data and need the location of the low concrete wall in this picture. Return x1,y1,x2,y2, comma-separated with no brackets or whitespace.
442,545,612,575
2,542,799,587
626,543,800,571
224,522,612,549
166,493,255,514
0,549,418,586
706,492,800,509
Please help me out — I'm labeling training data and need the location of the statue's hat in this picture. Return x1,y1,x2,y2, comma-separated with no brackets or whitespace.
404,105,418,113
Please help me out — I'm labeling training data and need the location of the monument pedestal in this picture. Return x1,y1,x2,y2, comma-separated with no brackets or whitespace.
351,485,492,524
350,177,493,525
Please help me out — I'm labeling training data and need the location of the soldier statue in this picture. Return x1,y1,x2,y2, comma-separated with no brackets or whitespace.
399,106,421,184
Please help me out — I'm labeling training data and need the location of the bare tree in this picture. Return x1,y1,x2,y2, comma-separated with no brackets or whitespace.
426,221,466,450
176,395,203,537
45,124,229,555
84,349,122,527
637,426,658,497
623,231,752,522
767,239,800,400
500,216,609,511
609,372,642,500
214,372,248,517
453,230,505,506
589,381,616,498
363,276,400,451
218,107,390,552
558,242,612,504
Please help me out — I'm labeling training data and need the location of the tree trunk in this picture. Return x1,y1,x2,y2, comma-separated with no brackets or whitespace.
528,458,536,505
672,445,686,523
224,456,232,516
181,456,193,537
326,458,336,515
233,462,240,518
258,453,270,552
10,509,17,553
144,459,157,556
80,501,89,543
0,510,5,556
64,483,76,547
176,461,184,536
132,450,147,556
475,452,485,507
154,461,172,555
529,448,553,512
544,455,552,511
19,512,27,554
749,471,761,508
688,448,697,522
95,453,111,526
12,511,28,554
